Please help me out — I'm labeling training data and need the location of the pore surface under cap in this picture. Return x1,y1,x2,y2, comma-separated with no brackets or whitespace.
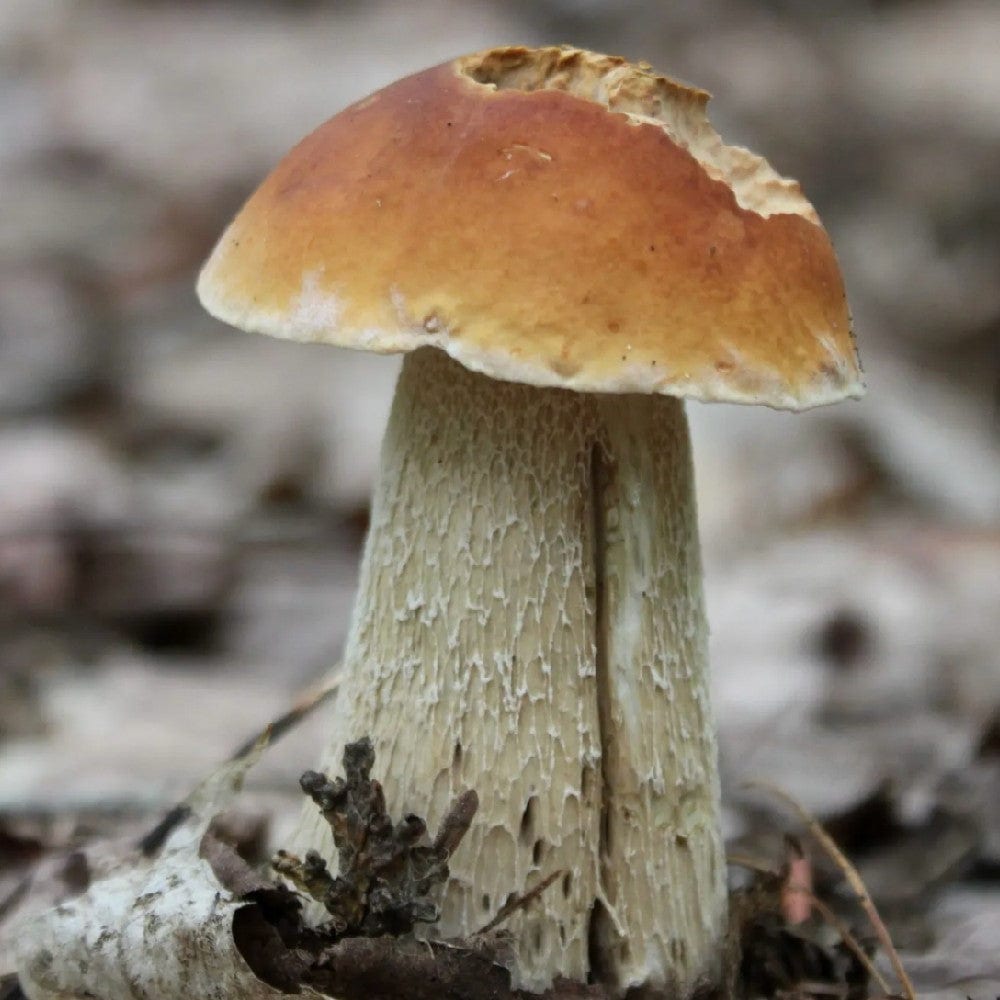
198,46,862,410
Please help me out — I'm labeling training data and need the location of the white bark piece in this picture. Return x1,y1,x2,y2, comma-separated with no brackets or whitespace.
295,348,725,995
13,740,309,1000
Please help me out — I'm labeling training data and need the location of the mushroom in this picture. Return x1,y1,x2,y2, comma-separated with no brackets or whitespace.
197,46,862,997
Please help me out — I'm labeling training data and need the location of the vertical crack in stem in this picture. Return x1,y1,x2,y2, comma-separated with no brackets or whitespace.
590,440,612,864
588,437,615,985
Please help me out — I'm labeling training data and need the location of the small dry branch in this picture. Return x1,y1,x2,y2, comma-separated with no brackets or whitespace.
477,868,566,935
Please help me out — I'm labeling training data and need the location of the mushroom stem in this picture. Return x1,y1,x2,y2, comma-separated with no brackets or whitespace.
295,347,726,995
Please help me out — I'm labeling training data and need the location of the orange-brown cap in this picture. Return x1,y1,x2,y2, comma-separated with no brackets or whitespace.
197,46,862,410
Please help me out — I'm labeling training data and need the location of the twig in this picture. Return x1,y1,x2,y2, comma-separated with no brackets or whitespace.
476,869,566,935
138,803,193,856
229,668,343,761
803,889,892,996
0,878,31,925
746,781,915,1000
139,669,342,855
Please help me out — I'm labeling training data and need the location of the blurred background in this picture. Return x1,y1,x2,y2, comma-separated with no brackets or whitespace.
1,0,998,981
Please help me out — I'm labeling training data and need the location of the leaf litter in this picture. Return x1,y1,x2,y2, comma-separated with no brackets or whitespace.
6,667,1000,999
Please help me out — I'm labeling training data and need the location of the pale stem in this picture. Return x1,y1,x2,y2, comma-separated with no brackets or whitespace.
293,347,726,995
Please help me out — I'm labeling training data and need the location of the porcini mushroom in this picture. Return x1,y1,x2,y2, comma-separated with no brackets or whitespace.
197,46,862,996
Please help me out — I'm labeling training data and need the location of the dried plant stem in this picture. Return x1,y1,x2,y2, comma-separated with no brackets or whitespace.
477,870,567,935
804,889,891,996
230,668,343,761
747,782,915,1000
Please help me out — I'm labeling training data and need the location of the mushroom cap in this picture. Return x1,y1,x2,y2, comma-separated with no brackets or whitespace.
197,46,862,410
